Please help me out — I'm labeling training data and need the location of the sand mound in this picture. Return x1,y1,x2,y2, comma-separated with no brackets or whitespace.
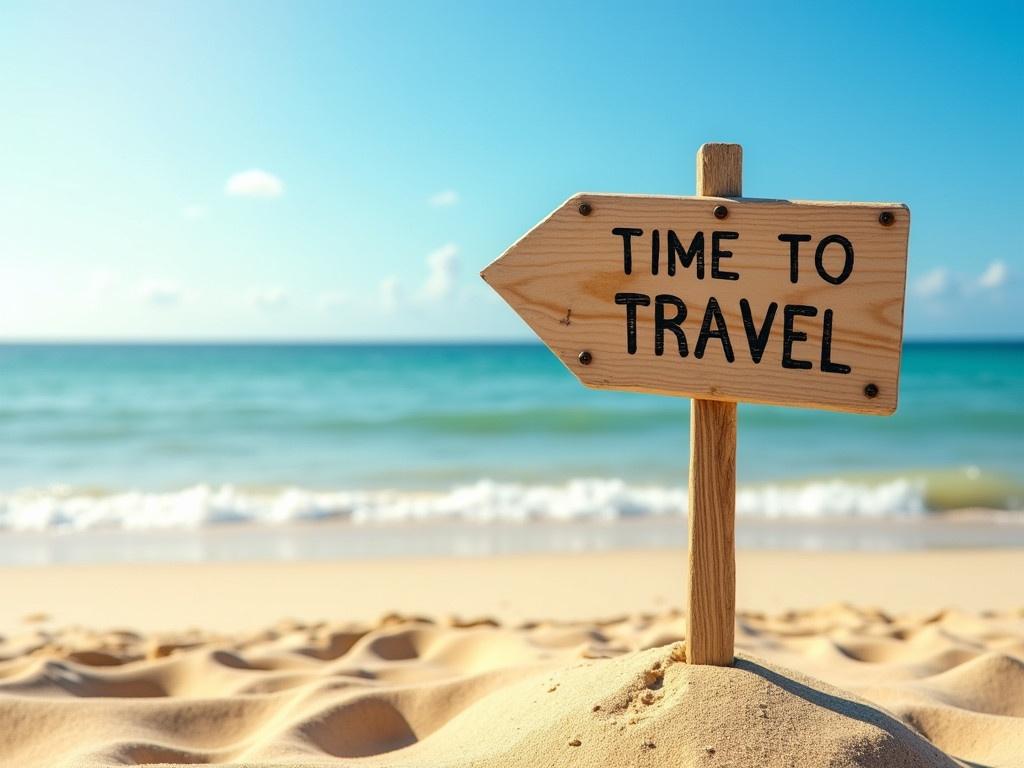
2,606,1022,766
404,644,957,768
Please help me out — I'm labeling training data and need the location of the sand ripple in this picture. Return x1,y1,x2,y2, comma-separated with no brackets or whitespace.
1,606,1022,766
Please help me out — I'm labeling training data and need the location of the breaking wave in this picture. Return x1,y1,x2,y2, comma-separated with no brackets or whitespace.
0,475,999,533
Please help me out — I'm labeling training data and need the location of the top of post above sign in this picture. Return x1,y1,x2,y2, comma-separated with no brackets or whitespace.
482,183,910,415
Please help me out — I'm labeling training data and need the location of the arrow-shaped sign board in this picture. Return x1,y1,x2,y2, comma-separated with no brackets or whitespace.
483,194,909,414
483,144,910,668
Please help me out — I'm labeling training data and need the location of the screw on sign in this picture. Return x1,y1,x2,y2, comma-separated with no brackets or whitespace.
481,143,910,666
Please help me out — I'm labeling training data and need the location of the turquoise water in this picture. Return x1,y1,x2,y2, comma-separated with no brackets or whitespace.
0,341,1021,531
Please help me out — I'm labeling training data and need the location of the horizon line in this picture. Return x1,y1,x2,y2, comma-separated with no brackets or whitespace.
0,336,1021,346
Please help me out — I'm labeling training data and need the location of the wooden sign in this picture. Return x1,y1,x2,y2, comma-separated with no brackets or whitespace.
482,144,910,667
482,191,909,415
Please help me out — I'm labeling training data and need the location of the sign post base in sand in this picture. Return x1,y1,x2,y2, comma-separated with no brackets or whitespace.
482,142,909,666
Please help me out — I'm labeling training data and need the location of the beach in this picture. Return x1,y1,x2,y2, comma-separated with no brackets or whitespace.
4,0,1021,763
2,548,1023,767
1,343,1021,765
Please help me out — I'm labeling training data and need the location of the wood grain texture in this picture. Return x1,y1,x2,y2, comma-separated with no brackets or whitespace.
696,142,742,198
687,397,737,666
481,181,909,415
686,143,739,667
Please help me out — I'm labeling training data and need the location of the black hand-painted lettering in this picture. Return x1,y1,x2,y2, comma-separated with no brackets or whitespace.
615,292,651,355
667,230,704,278
778,234,812,284
820,308,852,374
711,231,739,281
814,234,854,285
654,294,688,357
739,298,778,364
650,229,661,275
782,304,817,369
612,228,643,275
694,297,735,362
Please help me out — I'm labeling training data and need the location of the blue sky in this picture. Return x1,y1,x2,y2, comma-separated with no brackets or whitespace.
0,1,1020,340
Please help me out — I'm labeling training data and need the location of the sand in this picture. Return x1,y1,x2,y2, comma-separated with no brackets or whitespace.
1,549,1022,767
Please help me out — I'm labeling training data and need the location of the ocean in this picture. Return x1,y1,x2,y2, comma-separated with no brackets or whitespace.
0,341,1021,559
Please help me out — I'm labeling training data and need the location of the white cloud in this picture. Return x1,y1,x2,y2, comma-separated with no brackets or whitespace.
182,204,207,220
914,268,949,299
139,279,182,307
977,260,1008,289
379,276,400,313
225,169,284,199
914,260,1012,311
428,189,459,207
249,287,288,310
421,243,459,300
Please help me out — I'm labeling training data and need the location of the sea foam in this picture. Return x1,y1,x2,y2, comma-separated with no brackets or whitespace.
0,477,931,532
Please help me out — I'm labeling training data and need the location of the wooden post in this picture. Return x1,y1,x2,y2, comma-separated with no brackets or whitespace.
686,143,741,666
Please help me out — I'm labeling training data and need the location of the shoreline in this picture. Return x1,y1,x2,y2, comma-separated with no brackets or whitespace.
3,547,1021,635
2,514,1023,567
